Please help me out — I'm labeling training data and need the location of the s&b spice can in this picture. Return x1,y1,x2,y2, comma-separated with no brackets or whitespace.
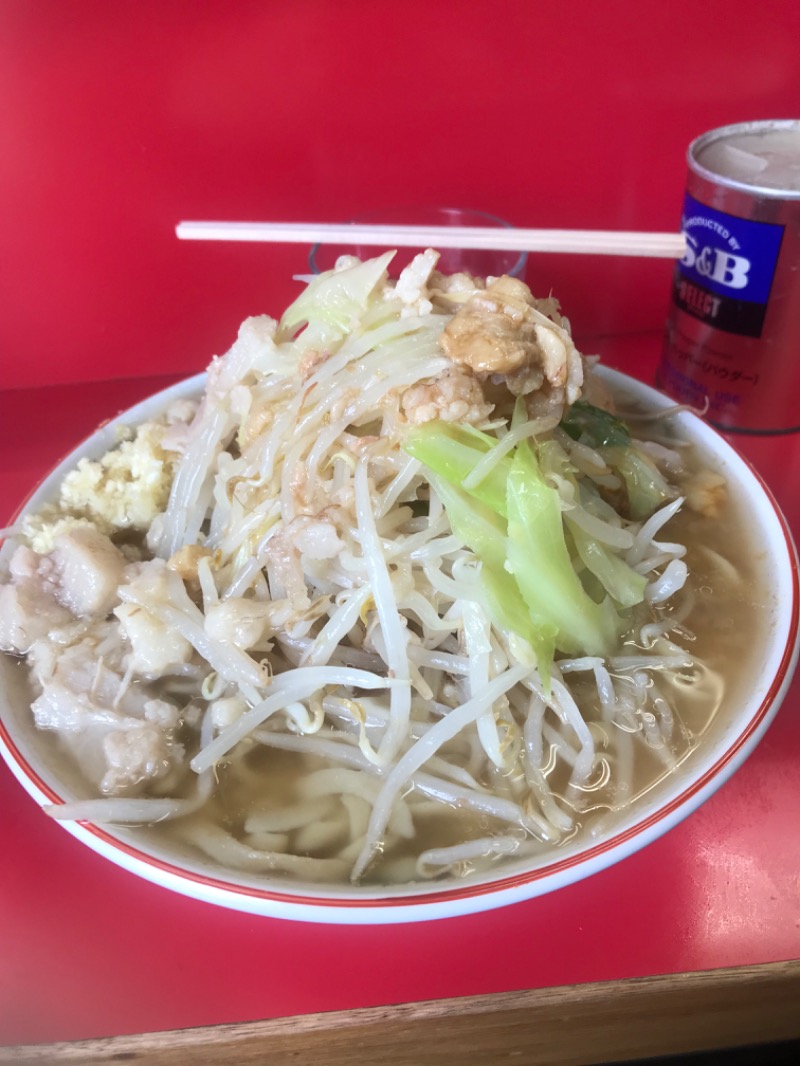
656,119,800,434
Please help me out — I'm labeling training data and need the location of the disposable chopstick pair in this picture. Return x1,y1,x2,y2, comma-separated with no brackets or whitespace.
175,221,687,259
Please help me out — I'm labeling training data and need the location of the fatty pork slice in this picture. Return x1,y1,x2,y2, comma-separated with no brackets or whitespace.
0,528,126,655
0,530,187,795
27,620,186,796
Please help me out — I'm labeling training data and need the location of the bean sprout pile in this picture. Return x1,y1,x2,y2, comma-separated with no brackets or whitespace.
0,252,722,886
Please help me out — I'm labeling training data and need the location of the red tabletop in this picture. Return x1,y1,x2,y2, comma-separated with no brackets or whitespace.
2,333,799,1049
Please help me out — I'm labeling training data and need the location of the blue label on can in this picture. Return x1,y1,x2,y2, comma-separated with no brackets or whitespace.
673,193,784,338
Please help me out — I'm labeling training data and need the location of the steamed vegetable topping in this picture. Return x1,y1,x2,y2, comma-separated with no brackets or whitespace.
403,419,645,663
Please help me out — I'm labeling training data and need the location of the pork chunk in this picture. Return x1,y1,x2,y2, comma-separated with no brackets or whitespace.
440,275,584,414
0,528,124,654
50,527,126,617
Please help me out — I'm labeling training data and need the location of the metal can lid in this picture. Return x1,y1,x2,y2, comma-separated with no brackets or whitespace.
688,119,800,199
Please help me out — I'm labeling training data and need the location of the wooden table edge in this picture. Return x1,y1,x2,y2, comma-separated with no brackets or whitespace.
3,959,799,1065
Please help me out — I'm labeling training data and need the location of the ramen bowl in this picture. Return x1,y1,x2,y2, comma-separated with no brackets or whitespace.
0,367,797,924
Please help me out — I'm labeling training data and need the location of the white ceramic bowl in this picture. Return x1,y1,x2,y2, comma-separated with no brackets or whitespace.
1,368,798,923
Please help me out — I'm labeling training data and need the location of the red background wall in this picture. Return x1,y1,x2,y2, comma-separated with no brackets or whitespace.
1,0,799,389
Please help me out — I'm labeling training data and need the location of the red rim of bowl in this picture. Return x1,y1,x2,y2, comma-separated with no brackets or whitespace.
1,374,798,913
